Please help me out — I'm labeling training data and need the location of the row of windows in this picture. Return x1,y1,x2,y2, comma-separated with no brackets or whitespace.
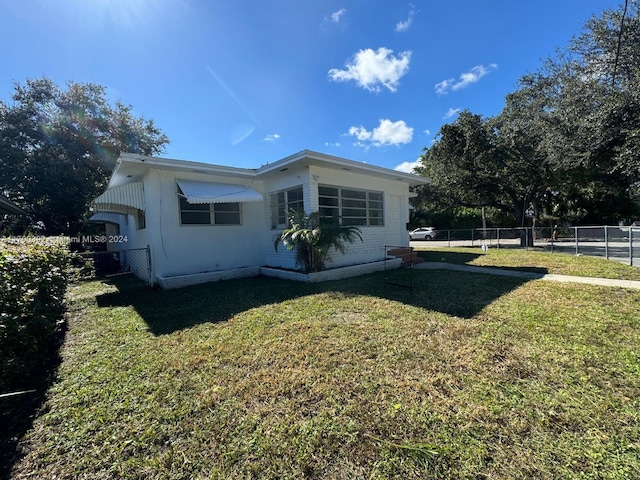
178,185,384,227
318,186,384,227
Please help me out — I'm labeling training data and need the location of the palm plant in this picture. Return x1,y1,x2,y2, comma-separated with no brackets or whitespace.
274,209,363,273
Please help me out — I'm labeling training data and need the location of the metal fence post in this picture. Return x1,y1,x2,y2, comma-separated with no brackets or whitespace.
447,229,451,248
146,245,153,287
575,227,579,255
604,226,608,260
630,227,633,266
471,228,474,247
496,228,500,249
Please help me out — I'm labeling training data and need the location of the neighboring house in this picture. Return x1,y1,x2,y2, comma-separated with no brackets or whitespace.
91,150,428,288
0,193,26,215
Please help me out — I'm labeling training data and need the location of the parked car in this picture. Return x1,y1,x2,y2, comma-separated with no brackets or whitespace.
409,227,437,240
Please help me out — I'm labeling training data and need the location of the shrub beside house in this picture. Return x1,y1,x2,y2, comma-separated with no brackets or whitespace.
0,239,69,395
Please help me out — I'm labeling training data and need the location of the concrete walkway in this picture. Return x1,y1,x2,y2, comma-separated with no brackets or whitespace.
415,262,640,290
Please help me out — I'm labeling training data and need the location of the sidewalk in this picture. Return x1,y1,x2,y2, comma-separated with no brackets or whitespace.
415,262,640,290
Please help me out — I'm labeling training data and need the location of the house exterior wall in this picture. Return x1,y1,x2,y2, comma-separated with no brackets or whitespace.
262,165,311,270
262,165,410,270
123,197,152,251
104,222,122,252
144,168,266,279
101,215,142,252
307,165,409,269
93,152,424,286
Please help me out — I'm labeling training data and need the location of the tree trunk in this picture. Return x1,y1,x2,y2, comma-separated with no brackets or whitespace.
513,202,535,247
520,228,534,247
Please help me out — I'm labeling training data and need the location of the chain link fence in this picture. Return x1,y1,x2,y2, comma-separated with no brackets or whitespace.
80,247,152,285
411,226,639,267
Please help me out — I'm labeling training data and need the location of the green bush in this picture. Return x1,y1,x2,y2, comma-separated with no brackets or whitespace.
0,238,70,394
410,206,518,230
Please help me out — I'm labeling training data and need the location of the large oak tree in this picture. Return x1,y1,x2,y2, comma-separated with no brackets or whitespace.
416,2,640,228
0,77,169,235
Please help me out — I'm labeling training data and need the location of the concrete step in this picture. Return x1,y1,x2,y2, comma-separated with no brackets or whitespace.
387,248,424,266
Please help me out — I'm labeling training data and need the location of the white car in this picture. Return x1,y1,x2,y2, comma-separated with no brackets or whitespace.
409,227,437,240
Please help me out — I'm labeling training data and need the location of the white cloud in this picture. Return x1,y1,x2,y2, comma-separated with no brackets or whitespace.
348,126,372,141
424,129,431,136
395,5,416,32
328,47,411,92
454,64,497,90
435,63,497,94
263,133,281,142
331,8,346,22
373,119,414,144
435,78,455,95
443,108,461,119
394,159,421,173
347,119,414,148
395,18,412,32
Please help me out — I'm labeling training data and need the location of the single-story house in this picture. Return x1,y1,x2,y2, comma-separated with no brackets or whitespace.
90,150,428,288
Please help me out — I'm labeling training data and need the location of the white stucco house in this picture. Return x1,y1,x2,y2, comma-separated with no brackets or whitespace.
90,150,428,288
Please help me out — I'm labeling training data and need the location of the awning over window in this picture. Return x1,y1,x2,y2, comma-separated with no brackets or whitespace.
0,194,25,215
176,179,263,204
93,182,145,215
89,212,124,224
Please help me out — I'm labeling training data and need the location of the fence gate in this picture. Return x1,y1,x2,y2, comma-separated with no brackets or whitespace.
81,247,152,285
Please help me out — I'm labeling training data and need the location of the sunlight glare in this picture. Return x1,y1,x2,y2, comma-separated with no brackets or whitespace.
70,0,157,31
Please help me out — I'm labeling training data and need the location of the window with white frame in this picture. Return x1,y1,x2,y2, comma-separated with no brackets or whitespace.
178,187,241,225
318,185,384,226
269,186,304,228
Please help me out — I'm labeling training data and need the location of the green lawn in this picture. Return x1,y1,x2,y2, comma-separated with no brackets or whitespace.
8,255,640,479
414,246,640,280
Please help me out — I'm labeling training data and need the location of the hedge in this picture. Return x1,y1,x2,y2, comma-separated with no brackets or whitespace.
0,238,70,395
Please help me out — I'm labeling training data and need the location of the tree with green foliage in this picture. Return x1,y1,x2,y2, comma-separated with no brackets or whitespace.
0,77,169,236
539,3,640,223
416,2,640,227
416,110,550,228
274,209,363,273
504,2,640,225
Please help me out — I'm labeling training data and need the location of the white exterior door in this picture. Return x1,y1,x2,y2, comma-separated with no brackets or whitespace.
388,194,404,247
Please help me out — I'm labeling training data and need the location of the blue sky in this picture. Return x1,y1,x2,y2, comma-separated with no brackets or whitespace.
0,0,625,172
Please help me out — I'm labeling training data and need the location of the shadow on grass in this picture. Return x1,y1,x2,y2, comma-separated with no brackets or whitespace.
416,249,484,264
96,268,534,336
0,327,66,480
416,250,549,275
97,274,317,335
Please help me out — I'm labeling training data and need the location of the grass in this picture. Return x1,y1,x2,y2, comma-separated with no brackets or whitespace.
7,254,640,479
414,246,640,280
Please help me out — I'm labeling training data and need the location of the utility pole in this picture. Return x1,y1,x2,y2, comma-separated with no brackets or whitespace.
482,206,487,239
